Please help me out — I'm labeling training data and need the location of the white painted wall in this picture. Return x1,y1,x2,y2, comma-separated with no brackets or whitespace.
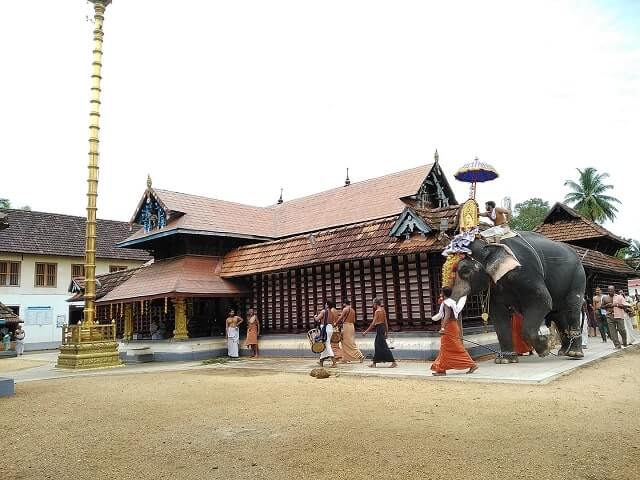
0,253,144,350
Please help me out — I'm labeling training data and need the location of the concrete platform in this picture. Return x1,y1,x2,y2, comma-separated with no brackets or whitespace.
213,340,639,384
117,328,499,362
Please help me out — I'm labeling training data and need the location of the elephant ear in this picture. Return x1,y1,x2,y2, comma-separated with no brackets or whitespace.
482,244,521,283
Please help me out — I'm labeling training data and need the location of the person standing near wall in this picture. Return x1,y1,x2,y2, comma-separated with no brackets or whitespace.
14,325,25,356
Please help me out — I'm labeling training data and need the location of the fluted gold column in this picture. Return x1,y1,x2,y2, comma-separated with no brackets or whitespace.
123,303,133,341
173,299,189,340
84,0,112,326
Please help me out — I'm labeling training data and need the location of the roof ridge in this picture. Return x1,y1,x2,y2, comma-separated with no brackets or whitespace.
0,208,132,225
551,202,628,245
268,164,434,208
154,189,266,210
154,164,433,211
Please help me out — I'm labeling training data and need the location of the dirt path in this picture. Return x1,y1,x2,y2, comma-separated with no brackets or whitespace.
4,348,640,480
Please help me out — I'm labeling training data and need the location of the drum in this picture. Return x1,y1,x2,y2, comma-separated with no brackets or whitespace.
307,328,325,354
330,326,342,344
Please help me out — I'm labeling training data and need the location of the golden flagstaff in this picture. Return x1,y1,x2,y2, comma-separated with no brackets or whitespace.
57,0,121,369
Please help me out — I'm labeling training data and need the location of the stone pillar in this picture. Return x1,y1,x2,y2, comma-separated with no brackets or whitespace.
173,298,189,340
123,303,133,341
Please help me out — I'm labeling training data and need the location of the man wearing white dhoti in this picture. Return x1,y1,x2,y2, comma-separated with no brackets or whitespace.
226,310,244,359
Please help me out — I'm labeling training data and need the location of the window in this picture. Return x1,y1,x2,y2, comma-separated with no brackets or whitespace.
109,265,127,273
71,264,85,279
0,261,20,286
35,263,57,287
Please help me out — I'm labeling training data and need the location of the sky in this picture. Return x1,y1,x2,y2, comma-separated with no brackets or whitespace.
1,1,638,239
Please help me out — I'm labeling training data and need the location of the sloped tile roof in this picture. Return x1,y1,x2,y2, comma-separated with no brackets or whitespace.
0,209,150,261
0,301,21,322
97,255,248,303
220,216,446,277
570,245,637,276
535,203,628,248
122,164,435,245
68,266,145,302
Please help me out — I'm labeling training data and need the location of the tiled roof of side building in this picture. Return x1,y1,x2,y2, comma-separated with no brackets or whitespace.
220,215,447,278
68,266,145,302
121,164,436,245
569,245,637,276
0,209,150,261
534,203,629,248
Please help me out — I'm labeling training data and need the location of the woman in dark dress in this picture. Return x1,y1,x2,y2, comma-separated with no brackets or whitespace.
363,298,397,368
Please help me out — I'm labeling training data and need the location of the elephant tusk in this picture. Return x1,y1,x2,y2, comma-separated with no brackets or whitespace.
456,296,467,312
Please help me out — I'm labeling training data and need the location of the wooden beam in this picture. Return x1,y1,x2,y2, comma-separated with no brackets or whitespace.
380,256,389,314
359,260,367,325
256,275,263,329
321,264,328,303
262,274,269,331
295,269,303,331
330,263,336,302
369,259,377,299
403,255,413,326
279,272,285,331
303,268,310,329
287,270,293,331
348,261,356,324
312,265,319,316
391,256,403,330
339,262,348,305
415,253,426,324
271,274,276,331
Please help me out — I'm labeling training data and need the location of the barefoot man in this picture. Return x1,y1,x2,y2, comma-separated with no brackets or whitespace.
226,309,244,359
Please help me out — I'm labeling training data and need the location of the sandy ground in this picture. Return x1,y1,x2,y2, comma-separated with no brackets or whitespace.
4,349,640,480
0,357,48,373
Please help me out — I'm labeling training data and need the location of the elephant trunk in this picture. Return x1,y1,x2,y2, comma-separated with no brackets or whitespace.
450,280,471,304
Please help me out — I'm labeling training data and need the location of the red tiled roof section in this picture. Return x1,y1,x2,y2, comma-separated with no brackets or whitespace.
68,267,144,302
535,203,628,247
0,302,21,322
98,256,249,303
569,245,637,276
124,164,434,243
220,216,446,277
0,209,150,261
272,164,434,237
413,205,461,231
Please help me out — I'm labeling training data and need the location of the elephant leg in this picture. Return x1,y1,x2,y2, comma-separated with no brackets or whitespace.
565,295,585,359
520,289,553,357
490,300,517,364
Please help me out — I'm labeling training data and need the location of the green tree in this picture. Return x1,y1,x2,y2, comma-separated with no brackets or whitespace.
0,199,31,211
564,167,620,223
509,198,550,231
616,239,640,260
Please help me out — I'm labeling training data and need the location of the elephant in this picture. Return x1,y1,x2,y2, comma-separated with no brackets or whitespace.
449,231,586,363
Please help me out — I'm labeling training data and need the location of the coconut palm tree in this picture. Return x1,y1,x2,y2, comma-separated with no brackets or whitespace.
564,167,621,223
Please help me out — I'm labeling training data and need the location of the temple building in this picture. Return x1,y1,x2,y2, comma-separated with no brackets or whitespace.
76,158,474,341
534,202,637,294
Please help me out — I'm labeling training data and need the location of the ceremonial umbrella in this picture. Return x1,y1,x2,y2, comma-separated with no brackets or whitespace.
454,157,499,199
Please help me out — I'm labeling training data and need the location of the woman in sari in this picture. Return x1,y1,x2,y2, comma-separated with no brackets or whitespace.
245,308,260,358
431,288,477,376
338,299,364,363
226,309,244,359
314,301,337,368
362,298,397,368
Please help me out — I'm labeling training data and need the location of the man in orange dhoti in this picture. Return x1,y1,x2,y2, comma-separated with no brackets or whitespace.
511,311,533,355
431,288,478,376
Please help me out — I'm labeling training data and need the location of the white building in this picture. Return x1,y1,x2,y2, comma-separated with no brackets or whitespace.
0,209,149,350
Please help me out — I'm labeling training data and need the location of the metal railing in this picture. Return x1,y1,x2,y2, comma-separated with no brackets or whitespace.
61,321,117,345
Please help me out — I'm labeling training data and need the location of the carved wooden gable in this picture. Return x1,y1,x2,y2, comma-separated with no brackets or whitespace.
390,207,433,239
131,188,171,233
415,162,457,208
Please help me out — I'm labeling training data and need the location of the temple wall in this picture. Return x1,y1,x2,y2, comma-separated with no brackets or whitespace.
245,253,440,332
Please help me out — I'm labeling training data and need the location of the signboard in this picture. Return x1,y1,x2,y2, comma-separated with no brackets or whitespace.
25,306,53,326
56,314,67,328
